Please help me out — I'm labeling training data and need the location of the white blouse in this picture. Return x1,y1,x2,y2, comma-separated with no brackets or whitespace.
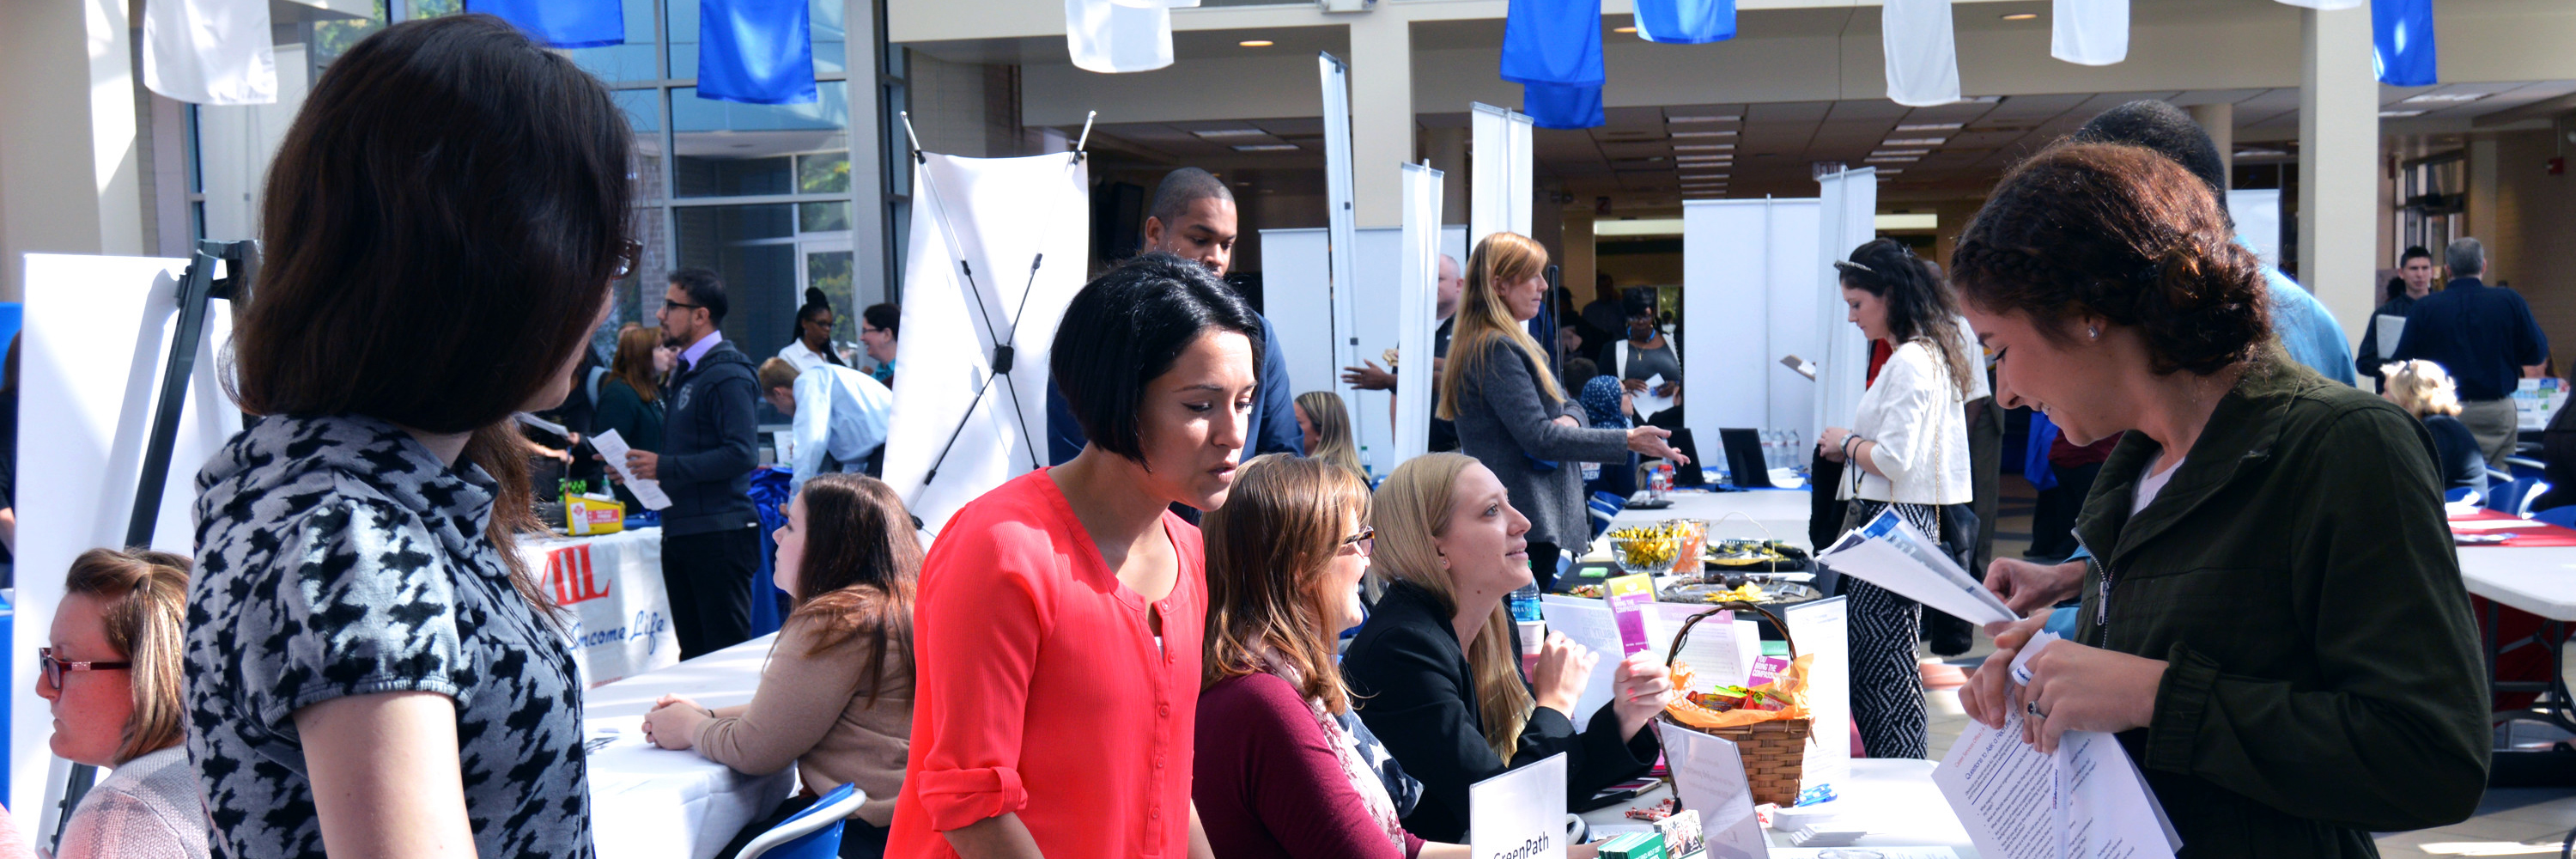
777,338,841,373
1843,338,1974,505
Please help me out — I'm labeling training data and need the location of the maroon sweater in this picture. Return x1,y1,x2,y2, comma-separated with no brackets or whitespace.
1194,673,1428,859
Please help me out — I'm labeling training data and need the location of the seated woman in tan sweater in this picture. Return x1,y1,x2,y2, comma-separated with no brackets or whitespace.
641,473,920,859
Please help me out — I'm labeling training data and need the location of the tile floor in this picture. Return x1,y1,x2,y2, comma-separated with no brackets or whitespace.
1917,476,2576,857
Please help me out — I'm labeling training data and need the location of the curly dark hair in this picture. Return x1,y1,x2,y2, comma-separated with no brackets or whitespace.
1949,142,2271,377
1838,238,1973,396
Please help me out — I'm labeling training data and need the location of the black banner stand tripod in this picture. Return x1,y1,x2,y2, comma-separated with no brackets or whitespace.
47,239,254,849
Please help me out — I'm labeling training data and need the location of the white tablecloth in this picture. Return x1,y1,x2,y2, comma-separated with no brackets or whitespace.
1582,758,1977,855
586,632,794,859
1606,488,1815,550
519,526,683,686
2457,545,2576,621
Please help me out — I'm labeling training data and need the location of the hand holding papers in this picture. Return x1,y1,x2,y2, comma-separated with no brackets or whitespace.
1931,710,2178,859
1632,374,1678,419
592,429,672,511
1816,509,2017,626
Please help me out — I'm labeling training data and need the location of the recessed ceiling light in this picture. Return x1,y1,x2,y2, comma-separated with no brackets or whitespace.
2379,109,2427,118
2000,12,2038,21
2402,92,2488,103
1232,143,1299,151
1871,149,1931,157
1671,131,1737,138
1863,155,1919,163
1874,168,1905,174
1671,140,1736,149
1681,174,1730,180
1193,128,1269,138
1238,40,1274,47
1882,137,1947,146
1613,26,1637,34
1894,122,1963,131
1674,143,1733,151
1668,115,1741,123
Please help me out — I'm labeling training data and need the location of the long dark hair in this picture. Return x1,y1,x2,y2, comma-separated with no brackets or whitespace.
227,14,634,612
1839,238,1972,396
787,474,923,707
1949,143,2269,377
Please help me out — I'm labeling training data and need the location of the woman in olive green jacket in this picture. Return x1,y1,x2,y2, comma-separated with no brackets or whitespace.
1953,142,2488,858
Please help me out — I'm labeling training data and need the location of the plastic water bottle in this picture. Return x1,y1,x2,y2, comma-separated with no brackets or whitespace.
1509,584,1545,623
1510,584,1546,679
1358,445,1375,483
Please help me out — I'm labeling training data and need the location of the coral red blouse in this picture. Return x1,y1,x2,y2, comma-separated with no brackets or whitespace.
886,469,1206,859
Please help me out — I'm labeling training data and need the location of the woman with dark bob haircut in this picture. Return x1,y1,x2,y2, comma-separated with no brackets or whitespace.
889,253,1256,859
185,15,631,859
1954,142,2488,858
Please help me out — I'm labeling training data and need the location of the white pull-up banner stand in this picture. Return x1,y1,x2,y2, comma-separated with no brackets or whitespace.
1683,198,1824,442
1813,168,1879,435
1319,52,1370,472
882,151,1088,533
1394,163,1446,465
1468,102,1534,248
1264,225,1471,472
16,253,245,846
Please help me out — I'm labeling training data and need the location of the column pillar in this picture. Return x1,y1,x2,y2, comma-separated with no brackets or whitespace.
1348,15,1413,228
1562,209,1596,303
1421,125,1467,226
0,0,143,301
2467,137,2500,276
2187,102,2234,191
2299,5,2379,337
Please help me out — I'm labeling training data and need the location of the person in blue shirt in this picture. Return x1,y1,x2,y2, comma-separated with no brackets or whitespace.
757,357,894,495
2069,101,2356,387
2391,236,2550,470
1048,168,1304,466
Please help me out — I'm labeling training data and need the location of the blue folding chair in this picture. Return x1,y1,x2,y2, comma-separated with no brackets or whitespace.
2446,486,2483,506
739,783,867,859
2488,477,2553,518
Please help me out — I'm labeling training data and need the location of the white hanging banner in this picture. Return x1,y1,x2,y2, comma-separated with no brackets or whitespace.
1395,163,1445,466
882,151,1089,533
2052,0,2129,65
1813,168,1878,435
2270,0,2363,9
143,0,278,105
1880,0,1961,107
1468,102,1535,248
1685,197,1824,442
1066,0,1174,74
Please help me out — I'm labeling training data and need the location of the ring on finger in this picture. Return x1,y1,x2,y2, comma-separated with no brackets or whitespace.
2025,701,2046,719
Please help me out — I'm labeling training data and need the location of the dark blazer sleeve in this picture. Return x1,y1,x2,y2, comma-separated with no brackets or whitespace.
1466,342,1629,464
1255,314,1307,457
1346,619,1509,842
2508,291,2550,367
2354,304,2385,384
659,371,758,487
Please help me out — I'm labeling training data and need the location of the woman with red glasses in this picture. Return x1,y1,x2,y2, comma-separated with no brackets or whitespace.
39,548,206,859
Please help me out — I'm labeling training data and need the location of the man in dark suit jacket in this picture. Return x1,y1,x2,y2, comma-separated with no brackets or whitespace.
627,267,761,659
2391,237,2550,469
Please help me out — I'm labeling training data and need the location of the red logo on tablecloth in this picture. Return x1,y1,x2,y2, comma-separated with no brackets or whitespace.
546,545,613,605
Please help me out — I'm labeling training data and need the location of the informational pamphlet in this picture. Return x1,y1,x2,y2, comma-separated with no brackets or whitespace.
592,429,672,511
1930,708,2178,859
1603,573,1659,656
1656,723,1770,859
1816,509,2017,626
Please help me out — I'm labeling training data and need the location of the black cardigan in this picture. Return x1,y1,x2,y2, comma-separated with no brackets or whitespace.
1341,582,1658,844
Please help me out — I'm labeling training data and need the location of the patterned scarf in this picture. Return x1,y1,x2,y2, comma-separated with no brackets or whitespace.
1262,651,1413,851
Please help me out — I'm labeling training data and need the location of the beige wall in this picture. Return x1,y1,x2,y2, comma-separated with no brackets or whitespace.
0,0,145,302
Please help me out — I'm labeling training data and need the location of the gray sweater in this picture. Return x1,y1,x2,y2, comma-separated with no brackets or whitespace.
1449,338,1630,547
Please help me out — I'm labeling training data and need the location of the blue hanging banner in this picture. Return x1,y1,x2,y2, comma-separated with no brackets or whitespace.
1500,0,1606,87
699,0,818,106
1633,0,1735,45
1522,82,1604,130
2372,0,2436,87
467,0,625,48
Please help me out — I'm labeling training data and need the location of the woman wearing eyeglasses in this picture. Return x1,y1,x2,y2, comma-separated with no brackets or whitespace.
1195,454,1461,859
41,548,207,859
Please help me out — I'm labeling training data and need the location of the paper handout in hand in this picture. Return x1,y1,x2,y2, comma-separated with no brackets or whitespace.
1603,573,1658,656
1931,710,2178,859
591,429,672,511
1818,508,2017,626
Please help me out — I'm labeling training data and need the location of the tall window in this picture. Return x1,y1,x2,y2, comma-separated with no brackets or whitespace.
322,0,866,362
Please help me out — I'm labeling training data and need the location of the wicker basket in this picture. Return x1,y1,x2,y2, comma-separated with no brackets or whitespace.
1661,600,1814,807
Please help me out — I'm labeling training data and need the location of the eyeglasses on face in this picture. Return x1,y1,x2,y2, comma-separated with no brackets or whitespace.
38,647,130,691
1339,525,1376,557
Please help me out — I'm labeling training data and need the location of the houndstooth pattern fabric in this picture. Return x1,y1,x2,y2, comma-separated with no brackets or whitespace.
185,414,592,859
1835,499,1932,759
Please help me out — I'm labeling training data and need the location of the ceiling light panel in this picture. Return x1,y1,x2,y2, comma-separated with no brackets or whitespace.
1862,156,1918,163
1674,143,1733,150
1237,40,1274,47
1881,137,1947,146
1193,129,1269,138
2379,110,2427,118
1894,123,1963,131
1232,143,1299,151
1871,149,1930,157
1667,115,1741,123
2401,92,2488,104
